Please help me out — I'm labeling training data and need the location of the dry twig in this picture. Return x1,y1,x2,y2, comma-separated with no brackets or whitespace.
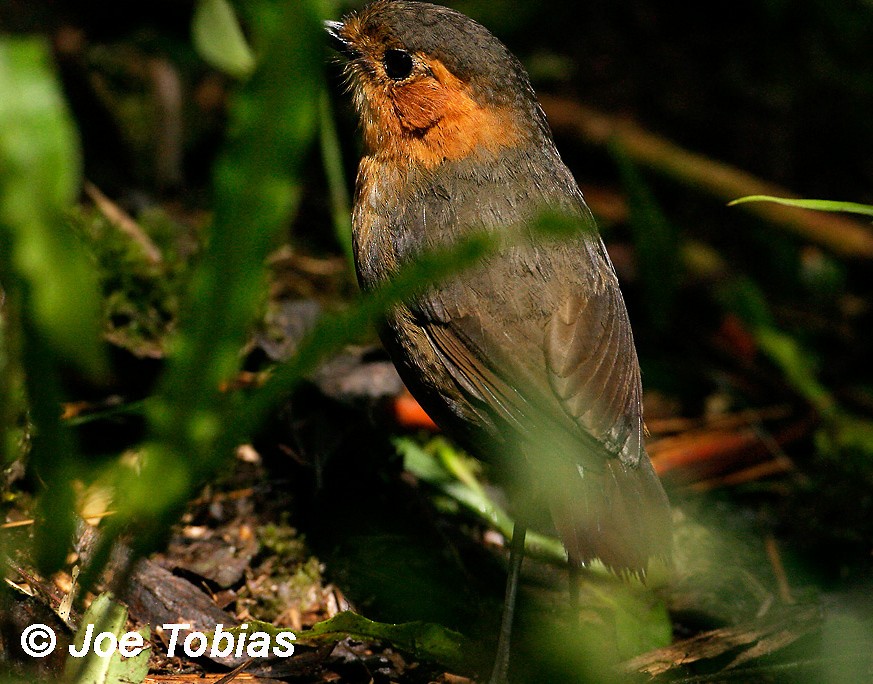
541,96,873,259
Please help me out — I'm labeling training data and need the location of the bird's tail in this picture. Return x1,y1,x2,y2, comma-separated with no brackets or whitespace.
545,455,672,576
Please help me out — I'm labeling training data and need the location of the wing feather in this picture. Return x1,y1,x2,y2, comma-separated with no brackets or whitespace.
545,285,644,464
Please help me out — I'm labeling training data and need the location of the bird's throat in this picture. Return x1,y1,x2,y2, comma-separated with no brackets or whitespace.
357,58,524,170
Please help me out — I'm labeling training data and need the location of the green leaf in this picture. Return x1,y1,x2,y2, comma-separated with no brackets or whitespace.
396,436,568,565
756,327,833,415
223,613,469,670
1,36,107,572
192,0,256,78
605,587,672,659
0,37,105,377
297,611,471,670
717,276,775,330
718,277,835,415
65,592,150,684
394,436,454,485
318,90,354,264
728,195,873,219
816,412,873,459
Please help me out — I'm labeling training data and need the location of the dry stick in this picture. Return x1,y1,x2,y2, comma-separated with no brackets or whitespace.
1,510,116,529
691,459,794,492
212,658,255,684
646,404,793,435
540,96,873,260
623,605,820,677
764,535,795,605
84,181,163,264
149,57,184,191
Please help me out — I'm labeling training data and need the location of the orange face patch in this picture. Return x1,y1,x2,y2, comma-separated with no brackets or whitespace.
390,75,447,131
338,13,521,169
362,58,521,168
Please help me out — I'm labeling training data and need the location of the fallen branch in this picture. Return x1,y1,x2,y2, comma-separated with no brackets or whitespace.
540,96,873,259
622,604,820,677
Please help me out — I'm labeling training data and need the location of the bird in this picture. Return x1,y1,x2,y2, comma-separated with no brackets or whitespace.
326,2,671,680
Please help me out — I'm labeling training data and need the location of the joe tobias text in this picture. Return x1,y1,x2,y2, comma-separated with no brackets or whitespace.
21,622,296,659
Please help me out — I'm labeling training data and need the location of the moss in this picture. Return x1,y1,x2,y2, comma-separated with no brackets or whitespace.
66,205,201,357
258,519,309,563
237,518,326,621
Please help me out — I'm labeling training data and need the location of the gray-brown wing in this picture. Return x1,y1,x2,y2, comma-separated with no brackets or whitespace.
544,284,646,468
413,243,643,463
414,248,670,571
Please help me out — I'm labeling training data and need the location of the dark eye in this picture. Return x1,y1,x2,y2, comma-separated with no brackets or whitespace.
383,49,414,80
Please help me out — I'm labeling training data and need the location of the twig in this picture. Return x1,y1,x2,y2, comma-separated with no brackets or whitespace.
213,658,254,684
765,535,795,605
691,459,794,492
148,57,184,191
540,96,873,259
84,181,163,264
666,653,872,684
646,405,792,435
649,415,812,483
1,509,117,530
623,605,820,677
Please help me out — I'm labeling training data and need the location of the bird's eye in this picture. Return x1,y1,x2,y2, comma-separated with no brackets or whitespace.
383,49,414,80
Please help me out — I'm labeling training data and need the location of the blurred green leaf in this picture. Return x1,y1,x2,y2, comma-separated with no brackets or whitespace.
64,592,150,684
529,580,670,683
297,611,471,670
531,209,595,239
0,36,108,572
816,412,873,461
717,276,775,330
395,435,454,485
0,38,105,377
756,327,833,415
719,277,835,414
0,290,25,468
396,436,569,566
601,586,672,659
715,273,873,468
817,606,873,683
229,230,494,445
729,195,873,219
192,0,256,78
318,90,354,264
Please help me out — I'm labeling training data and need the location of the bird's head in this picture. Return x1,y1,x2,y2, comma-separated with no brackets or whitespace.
326,0,545,168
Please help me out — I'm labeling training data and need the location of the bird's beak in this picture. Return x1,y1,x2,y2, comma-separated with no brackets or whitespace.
324,20,358,58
